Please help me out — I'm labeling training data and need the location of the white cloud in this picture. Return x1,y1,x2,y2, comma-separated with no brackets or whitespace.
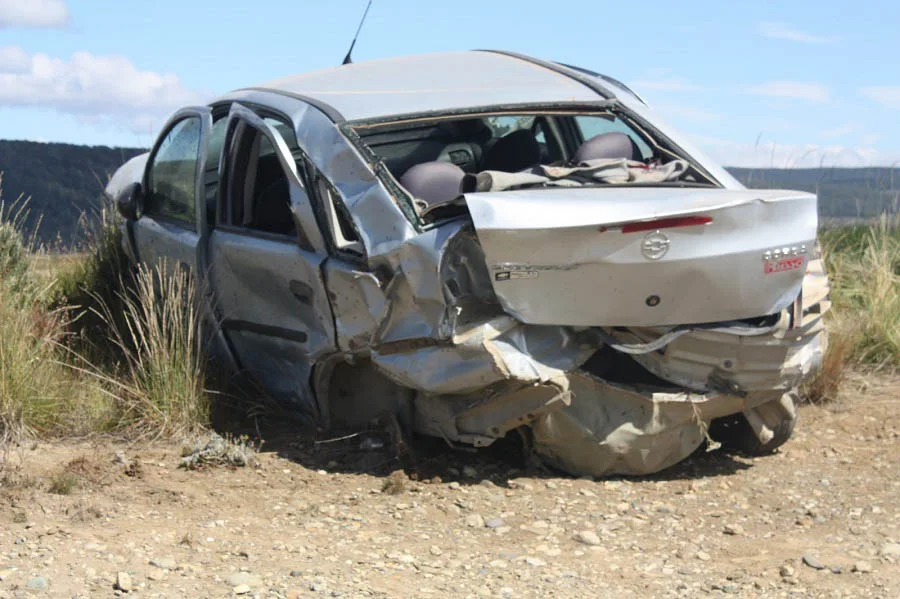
746,81,830,103
0,46,29,72
860,86,900,110
0,46,205,133
0,0,68,29
693,135,894,168
757,22,828,44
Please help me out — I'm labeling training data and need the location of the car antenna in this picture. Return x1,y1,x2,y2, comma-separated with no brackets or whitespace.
342,0,373,65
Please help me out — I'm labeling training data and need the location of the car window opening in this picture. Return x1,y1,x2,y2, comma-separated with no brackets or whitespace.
353,111,716,219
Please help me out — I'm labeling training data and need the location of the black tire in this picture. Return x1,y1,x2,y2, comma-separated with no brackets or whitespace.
708,392,798,455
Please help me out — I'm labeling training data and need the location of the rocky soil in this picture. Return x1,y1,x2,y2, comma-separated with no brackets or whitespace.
0,374,898,598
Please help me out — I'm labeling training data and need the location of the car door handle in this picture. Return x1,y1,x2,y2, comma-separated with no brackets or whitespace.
289,280,313,305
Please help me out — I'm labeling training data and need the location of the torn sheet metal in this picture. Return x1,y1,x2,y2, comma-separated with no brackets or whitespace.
606,258,831,394
531,373,785,477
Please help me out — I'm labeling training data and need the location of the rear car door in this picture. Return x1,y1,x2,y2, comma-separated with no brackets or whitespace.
133,107,213,274
208,104,335,409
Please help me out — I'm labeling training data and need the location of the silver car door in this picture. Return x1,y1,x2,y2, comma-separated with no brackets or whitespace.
208,104,335,413
133,107,213,275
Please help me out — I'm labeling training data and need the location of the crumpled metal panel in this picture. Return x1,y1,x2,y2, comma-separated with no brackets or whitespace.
219,89,419,263
531,373,784,477
372,318,594,395
608,258,831,394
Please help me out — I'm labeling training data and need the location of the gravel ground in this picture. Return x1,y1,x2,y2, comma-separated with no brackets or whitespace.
0,374,898,598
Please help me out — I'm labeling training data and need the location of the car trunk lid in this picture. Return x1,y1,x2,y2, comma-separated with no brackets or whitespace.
463,187,817,327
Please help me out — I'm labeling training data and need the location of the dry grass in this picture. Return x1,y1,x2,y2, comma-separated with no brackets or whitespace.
2,182,212,444
87,262,211,439
820,217,900,368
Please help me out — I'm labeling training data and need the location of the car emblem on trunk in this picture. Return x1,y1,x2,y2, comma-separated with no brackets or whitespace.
641,231,670,260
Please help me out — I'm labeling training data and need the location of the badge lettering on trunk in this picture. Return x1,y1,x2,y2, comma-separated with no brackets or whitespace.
764,256,806,274
641,231,670,260
495,270,539,281
762,245,808,274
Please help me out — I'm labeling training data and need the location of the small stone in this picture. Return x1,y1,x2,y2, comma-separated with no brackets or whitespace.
524,556,546,567
290,570,303,577
149,557,177,570
233,584,251,595
465,514,485,528
780,564,795,578
696,551,711,561
462,466,478,478
485,518,504,529
429,546,442,556
448,482,461,490
115,572,132,593
802,553,825,570
226,572,262,587
26,576,48,590
853,561,873,573
573,530,602,546
723,524,744,536
880,542,900,559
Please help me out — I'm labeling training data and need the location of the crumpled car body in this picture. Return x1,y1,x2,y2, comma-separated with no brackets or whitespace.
106,51,829,477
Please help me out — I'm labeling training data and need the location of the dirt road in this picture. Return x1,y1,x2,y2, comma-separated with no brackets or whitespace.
1,374,898,598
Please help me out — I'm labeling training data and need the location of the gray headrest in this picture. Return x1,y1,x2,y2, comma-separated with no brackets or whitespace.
400,161,466,207
483,129,541,172
573,132,640,163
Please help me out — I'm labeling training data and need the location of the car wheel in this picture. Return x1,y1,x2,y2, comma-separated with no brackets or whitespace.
708,391,798,455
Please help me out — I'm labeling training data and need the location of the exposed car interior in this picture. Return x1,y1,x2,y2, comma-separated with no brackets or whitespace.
354,111,715,213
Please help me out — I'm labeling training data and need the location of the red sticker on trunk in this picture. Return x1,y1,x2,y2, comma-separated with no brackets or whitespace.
764,256,806,274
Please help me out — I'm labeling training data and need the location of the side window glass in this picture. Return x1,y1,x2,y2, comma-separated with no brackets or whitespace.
485,115,535,138
146,117,200,225
206,117,229,171
574,115,652,160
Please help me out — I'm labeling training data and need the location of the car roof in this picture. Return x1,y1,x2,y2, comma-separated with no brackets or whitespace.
247,50,610,122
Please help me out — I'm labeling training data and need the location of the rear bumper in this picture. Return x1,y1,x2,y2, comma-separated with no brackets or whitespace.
403,261,829,476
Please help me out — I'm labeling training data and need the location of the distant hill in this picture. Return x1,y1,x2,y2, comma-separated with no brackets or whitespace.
0,140,898,248
727,167,900,221
0,140,145,248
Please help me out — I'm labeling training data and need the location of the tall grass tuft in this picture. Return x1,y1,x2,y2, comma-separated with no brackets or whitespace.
91,262,211,439
820,216,900,369
0,184,106,441
52,203,132,361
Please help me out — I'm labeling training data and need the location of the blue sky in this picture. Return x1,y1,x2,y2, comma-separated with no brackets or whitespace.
1,0,898,167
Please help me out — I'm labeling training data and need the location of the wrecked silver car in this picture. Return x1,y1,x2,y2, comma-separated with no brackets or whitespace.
106,51,829,477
